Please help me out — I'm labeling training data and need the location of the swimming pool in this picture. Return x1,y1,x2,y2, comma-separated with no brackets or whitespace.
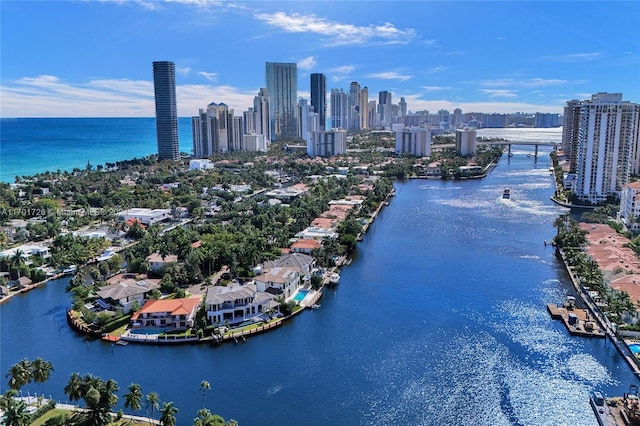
130,327,166,335
293,289,309,302
629,343,640,354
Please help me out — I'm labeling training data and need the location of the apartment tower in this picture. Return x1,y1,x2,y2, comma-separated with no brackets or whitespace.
153,61,180,160
310,73,327,131
266,62,298,141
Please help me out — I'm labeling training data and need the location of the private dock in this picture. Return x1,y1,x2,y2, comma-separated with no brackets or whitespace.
547,296,605,338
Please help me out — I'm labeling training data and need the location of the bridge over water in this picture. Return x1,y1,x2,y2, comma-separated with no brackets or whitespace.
479,139,558,158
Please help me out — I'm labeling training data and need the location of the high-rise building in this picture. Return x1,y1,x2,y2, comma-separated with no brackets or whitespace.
456,128,477,156
572,93,640,204
562,99,583,173
348,82,361,130
192,102,237,157
153,61,179,160
395,127,431,157
399,97,407,125
534,113,560,128
378,91,392,127
253,88,271,142
330,89,348,129
307,130,347,157
310,73,327,131
266,62,298,140
360,87,369,129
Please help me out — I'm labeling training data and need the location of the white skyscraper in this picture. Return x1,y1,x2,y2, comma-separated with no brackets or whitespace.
573,93,640,204
307,130,347,157
192,102,237,156
253,88,271,142
455,128,477,156
395,127,432,157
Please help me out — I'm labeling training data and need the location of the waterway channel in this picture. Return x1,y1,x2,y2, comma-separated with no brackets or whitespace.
2,137,638,425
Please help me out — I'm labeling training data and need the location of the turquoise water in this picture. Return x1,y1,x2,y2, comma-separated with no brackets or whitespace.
0,117,193,182
293,289,309,302
629,344,640,354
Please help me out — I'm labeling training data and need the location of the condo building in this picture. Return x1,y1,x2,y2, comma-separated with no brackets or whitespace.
310,73,327,131
266,62,298,141
570,93,640,204
152,61,180,160
395,127,432,157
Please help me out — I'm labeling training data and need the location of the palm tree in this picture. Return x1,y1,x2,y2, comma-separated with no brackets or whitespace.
9,249,26,280
64,372,84,403
1,390,29,426
159,401,178,426
30,358,53,396
199,380,210,408
124,383,143,416
6,359,31,390
145,391,160,424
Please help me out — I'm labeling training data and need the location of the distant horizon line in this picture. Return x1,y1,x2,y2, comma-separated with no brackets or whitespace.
1,111,565,120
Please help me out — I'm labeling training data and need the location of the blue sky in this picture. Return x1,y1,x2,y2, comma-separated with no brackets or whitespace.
1,0,639,118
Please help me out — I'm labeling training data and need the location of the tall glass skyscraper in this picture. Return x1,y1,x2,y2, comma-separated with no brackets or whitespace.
153,61,179,160
265,62,298,141
310,73,326,131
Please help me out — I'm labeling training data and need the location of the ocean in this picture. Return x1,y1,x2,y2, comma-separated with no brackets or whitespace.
2,126,636,425
0,117,193,183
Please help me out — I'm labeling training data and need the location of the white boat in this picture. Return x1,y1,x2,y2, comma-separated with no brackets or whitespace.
502,189,511,200
328,273,340,285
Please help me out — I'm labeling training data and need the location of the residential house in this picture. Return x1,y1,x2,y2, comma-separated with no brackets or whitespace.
262,253,314,276
96,278,160,313
147,252,179,273
205,283,275,326
116,208,171,226
130,296,201,330
290,239,321,255
253,266,301,299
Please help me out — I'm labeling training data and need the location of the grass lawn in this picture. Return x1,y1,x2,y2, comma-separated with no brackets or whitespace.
107,323,128,337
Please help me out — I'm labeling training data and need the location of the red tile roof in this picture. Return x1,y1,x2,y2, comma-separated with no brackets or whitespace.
131,297,200,320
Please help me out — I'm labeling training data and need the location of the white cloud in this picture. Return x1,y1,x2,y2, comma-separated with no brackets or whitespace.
328,65,355,74
538,52,603,62
366,72,412,82
198,71,218,82
421,86,452,91
481,78,568,88
298,56,317,70
254,11,416,46
176,66,192,76
479,89,518,98
0,74,255,117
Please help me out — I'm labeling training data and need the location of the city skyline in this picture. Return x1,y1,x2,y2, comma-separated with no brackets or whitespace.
1,1,639,118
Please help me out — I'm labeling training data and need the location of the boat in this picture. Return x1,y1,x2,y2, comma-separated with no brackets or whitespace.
311,304,321,309
590,386,640,426
327,272,340,285
502,188,510,200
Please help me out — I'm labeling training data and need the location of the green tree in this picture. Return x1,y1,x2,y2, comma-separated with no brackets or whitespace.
0,390,30,426
63,372,84,403
6,359,31,390
159,401,178,426
30,357,53,394
146,391,160,423
200,380,211,408
124,383,143,416
10,249,26,281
